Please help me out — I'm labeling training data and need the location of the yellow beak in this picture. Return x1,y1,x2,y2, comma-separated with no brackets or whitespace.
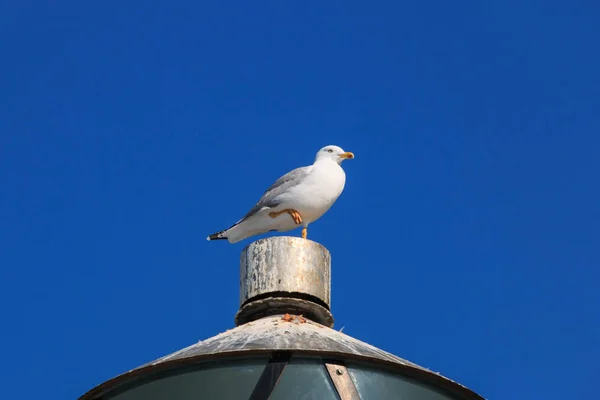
339,152,355,159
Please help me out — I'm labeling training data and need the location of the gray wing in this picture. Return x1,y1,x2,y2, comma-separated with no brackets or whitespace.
239,166,311,222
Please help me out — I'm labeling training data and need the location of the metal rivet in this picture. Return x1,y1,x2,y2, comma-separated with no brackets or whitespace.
336,368,343,375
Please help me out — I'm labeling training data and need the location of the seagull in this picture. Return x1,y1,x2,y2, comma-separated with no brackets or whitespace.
207,145,354,243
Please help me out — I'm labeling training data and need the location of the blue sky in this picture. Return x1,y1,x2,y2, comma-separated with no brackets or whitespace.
1,1,599,399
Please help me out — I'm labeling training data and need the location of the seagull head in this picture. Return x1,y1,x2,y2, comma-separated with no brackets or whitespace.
315,145,355,165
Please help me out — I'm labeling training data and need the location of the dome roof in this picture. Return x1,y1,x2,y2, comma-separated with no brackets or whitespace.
81,315,483,400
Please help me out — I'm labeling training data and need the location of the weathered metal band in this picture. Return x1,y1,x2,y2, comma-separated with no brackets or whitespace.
325,362,361,400
235,297,334,327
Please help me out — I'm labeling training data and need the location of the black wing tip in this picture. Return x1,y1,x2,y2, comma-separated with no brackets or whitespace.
207,231,227,241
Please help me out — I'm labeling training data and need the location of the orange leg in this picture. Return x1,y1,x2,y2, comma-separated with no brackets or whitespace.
269,209,303,224
301,227,307,239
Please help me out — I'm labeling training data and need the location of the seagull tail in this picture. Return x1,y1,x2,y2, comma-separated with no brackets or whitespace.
207,214,271,244
206,219,244,242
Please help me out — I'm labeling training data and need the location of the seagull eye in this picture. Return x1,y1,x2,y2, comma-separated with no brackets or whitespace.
327,149,333,153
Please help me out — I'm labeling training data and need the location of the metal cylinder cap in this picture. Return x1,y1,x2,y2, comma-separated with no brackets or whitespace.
235,236,333,327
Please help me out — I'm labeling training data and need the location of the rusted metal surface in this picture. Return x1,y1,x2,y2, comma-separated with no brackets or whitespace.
80,316,484,400
325,363,360,400
138,316,422,370
237,237,332,326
